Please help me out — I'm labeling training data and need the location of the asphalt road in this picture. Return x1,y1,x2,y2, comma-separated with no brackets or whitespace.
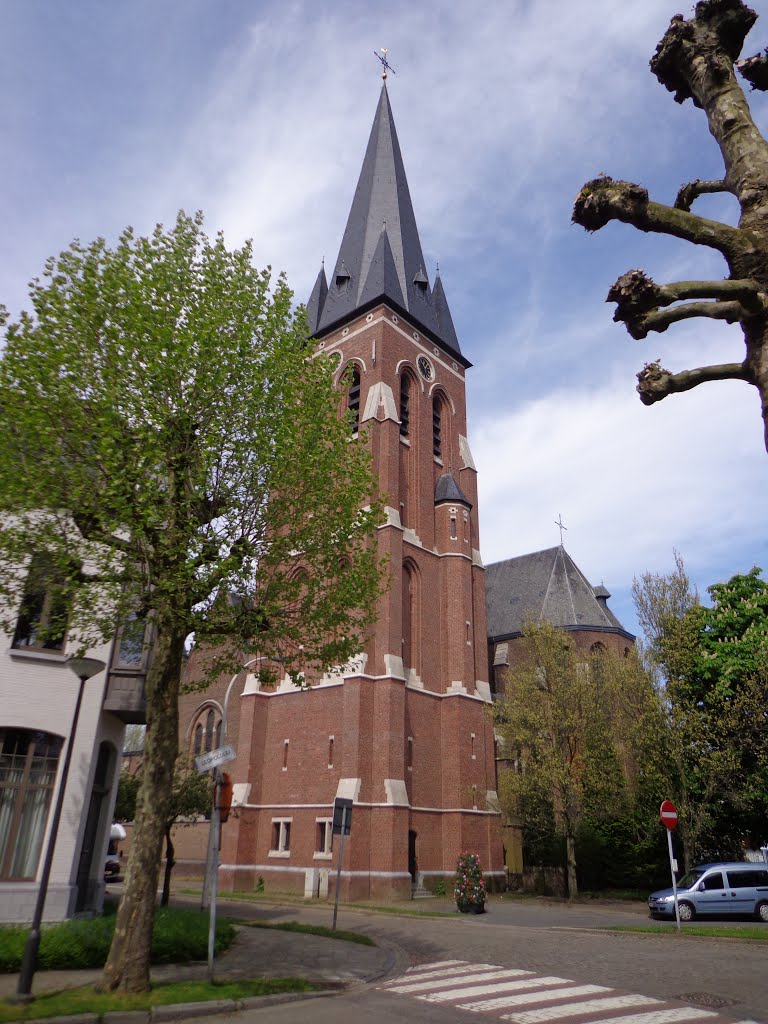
187,894,768,1024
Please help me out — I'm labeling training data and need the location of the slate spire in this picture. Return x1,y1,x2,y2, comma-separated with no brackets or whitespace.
313,85,466,363
306,262,328,336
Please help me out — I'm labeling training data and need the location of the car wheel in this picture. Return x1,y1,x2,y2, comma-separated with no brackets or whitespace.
677,901,695,922
756,901,768,923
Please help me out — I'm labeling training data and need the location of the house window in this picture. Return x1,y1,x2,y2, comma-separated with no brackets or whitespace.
270,818,291,856
0,728,63,880
12,554,74,652
315,818,333,858
116,612,145,668
348,365,361,435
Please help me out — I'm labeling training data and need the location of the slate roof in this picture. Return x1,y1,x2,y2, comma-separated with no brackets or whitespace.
310,85,467,365
434,471,471,507
485,546,632,640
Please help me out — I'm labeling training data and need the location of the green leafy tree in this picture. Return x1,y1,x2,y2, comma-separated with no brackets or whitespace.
0,212,383,992
114,757,211,907
494,621,657,897
632,560,768,866
573,0,768,452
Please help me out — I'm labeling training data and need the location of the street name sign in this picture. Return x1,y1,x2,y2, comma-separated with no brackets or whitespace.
195,745,236,773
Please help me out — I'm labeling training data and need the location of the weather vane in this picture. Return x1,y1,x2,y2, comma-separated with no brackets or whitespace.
374,48,396,80
555,513,567,545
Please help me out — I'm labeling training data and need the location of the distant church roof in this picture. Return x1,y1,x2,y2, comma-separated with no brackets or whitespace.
310,84,468,365
485,546,633,640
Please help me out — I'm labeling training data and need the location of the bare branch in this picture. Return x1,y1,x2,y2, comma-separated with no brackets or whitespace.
737,48,768,90
637,360,751,405
607,269,767,336
675,179,731,211
636,300,746,339
573,176,745,260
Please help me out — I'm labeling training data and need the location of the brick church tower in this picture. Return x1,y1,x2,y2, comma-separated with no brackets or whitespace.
209,83,504,899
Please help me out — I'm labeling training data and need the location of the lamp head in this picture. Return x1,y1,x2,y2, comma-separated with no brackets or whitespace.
66,655,107,682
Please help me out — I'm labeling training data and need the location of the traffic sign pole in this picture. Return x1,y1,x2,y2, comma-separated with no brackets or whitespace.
331,803,348,932
660,800,681,932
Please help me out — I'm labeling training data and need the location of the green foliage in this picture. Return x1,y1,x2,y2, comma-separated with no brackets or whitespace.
0,978,316,1022
433,878,447,897
114,769,141,822
256,876,265,893
495,620,661,894
0,211,385,987
0,909,235,974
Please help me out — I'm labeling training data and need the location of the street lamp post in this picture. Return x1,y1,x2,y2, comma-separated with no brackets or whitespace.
14,655,107,1001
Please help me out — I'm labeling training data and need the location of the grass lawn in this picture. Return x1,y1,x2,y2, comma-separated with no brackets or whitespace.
0,977,316,1022
609,924,768,941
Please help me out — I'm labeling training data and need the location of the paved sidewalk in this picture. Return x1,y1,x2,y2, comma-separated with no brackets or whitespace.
0,920,403,1004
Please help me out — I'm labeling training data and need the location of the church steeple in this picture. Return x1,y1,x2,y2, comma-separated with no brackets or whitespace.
313,85,466,364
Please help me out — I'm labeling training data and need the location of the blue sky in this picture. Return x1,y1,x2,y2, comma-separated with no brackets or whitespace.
2,0,767,636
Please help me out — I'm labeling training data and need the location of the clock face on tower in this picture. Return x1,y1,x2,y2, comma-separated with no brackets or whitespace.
417,355,433,381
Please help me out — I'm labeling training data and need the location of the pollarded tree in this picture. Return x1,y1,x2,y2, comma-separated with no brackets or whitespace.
573,0,768,451
0,212,383,991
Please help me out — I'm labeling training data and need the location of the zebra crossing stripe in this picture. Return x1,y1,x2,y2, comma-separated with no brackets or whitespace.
430,981,608,1006
387,968,535,994
401,960,468,973
457,983,610,1012
506,994,662,1023
383,964,513,991
546,1010,718,1024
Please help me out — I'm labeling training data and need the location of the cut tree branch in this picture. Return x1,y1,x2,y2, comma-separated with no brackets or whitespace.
573,176,746,260
636,360,750,405
737,48,768,90
675,179,731,210
633,300,746,340
607,269,767,336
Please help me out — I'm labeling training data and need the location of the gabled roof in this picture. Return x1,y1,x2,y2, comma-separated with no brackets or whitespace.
311,85,467,365
485,546,632,640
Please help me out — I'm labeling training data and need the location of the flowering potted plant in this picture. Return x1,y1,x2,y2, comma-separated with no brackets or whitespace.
454,851,487,913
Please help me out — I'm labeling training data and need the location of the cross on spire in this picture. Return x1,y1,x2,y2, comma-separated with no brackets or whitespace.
554,513,567,546
374,48,396,79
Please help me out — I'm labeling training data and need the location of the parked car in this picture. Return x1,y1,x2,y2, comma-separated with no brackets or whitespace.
648,862,768,921
104,823,126,882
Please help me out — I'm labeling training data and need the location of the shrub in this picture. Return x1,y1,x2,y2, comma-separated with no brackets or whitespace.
0,908,235,974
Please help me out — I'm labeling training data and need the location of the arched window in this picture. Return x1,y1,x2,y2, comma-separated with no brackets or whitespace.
399,373,411,438
193,724,203,755
348,365,361,435
401,561,419,674
432,396,443,459
0,728,63,880
205,710,215,753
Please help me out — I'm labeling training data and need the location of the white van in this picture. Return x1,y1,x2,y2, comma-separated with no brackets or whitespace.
648,862,768,921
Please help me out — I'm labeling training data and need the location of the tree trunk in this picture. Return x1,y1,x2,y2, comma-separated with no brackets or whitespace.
161,826,175,908
565,830,578,900
99,625,186,992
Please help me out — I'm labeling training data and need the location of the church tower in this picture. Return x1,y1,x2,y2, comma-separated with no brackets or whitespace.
215,83,503,899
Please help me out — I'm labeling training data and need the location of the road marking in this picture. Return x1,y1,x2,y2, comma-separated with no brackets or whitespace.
381,962,742,1024
554,1011,717,1024
382,963,515,991
456,983,609,1011
507,994,662,1022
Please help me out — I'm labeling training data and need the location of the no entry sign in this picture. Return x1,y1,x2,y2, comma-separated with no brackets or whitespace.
660,800,678,830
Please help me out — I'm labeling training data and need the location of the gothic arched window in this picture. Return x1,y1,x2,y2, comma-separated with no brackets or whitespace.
348,365,361,435
432,396,443,459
